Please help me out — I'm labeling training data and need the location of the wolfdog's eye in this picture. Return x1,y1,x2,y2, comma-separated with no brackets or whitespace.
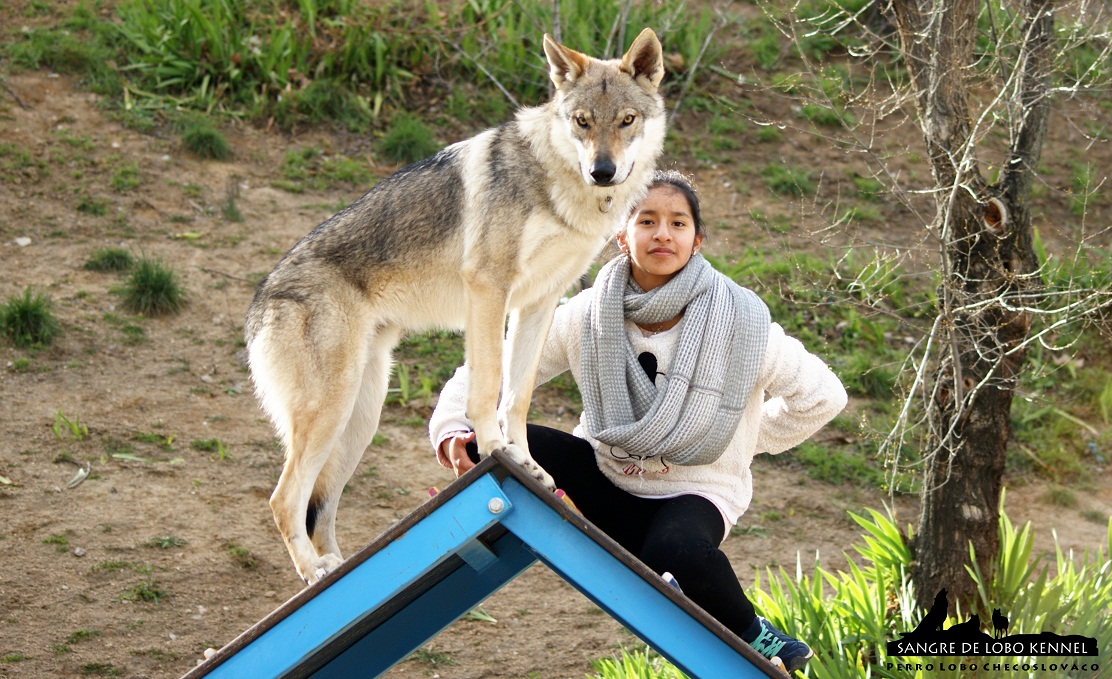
621,114,636,126
575,115,589,128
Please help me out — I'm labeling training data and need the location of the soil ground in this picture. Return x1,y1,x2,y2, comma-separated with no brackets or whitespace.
0,56,1109,679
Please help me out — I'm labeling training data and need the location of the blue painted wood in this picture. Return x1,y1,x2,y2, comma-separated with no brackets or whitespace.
185,453,780,679
200,474,512,679
311,530,537,678
497,476,771,679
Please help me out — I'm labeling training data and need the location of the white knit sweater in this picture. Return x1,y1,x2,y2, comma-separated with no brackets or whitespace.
429,286,848,528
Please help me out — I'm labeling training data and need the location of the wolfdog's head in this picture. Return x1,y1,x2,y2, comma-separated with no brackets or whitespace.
542,29,666,188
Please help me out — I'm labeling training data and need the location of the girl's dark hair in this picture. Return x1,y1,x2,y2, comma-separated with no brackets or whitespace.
647,169,705,237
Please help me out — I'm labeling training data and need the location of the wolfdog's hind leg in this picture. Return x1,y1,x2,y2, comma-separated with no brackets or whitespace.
307,326,400,561
265,314,372,585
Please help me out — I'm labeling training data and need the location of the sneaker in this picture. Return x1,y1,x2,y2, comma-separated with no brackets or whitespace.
745,616,813,673
661,572,683,593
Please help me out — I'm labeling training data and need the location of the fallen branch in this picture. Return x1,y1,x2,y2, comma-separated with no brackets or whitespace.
0,76,31,110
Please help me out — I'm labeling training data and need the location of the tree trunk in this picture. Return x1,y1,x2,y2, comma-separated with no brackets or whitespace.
889,0,1050,612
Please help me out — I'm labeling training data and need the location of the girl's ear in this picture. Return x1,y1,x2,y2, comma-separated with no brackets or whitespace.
693,233,705,255
616,230,629,254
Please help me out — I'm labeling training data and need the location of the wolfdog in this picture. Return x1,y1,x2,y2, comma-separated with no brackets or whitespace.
245,29,666,584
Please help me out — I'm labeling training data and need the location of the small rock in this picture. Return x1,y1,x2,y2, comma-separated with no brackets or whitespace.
14,237,31,247
73,547,86,557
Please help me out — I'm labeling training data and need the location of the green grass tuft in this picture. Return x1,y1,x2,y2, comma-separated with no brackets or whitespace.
83,247,135,273
379,115,440,165
120,259,188,317
181,122,231,161
1,287,62,348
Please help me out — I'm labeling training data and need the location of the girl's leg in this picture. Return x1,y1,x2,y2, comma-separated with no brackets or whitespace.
524,424,659,554
637,495,757,638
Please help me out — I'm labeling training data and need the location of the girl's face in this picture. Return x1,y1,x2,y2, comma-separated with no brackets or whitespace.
616,185,704,291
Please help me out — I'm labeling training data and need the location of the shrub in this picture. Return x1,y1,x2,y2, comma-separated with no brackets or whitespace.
1,287,61,348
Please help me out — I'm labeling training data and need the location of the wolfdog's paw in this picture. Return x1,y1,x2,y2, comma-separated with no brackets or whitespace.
302,553,344,585
502,444,556,491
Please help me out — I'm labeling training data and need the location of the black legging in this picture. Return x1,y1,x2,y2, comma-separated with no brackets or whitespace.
503,424,759,638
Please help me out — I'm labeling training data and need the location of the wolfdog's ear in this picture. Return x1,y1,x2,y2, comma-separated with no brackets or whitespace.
543,34,591,88
620,28,664,90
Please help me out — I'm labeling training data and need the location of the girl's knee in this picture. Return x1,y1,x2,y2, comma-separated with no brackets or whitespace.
639,530,717,571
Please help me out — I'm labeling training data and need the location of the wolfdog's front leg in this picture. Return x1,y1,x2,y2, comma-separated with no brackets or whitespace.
461,274,510,462
500,299,558,489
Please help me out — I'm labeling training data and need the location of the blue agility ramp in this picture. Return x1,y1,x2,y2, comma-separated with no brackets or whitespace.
183,450,784,679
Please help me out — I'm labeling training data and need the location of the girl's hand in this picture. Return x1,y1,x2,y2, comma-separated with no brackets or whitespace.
440,430,477,477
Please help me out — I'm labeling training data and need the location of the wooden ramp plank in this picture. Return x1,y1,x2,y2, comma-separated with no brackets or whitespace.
183,451,783,679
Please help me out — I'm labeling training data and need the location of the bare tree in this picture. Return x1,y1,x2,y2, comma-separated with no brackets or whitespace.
746,0,1112,611
885,0,1049,608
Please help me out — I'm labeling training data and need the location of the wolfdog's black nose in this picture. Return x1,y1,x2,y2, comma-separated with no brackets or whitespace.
590,159,617,185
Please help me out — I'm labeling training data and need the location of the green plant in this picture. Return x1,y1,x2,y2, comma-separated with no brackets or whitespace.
1,287,62,348
191,438,230,459
181,120,231,161
407,646,456,668
275,147,375,192
2,654,27,663
80,661,122,676
146,535,186,549
76,196,110,216
9,357,32,372
66,629,101,645
119,577,167,604
84,247,135,272
272,78,373,132
120,258,188,316
110,162,142,191
589,646,689,678
43,534,69,552
226,541,257,569
53,409,89,441
379,114,439,165
761,162,815,197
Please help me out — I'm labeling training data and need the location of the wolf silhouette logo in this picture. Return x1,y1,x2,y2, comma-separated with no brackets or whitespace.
887,588,1098,658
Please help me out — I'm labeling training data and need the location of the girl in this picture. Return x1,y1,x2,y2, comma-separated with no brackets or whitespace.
429,170,846,673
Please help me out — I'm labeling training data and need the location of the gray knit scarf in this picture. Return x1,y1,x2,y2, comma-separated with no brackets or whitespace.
579,254,770,466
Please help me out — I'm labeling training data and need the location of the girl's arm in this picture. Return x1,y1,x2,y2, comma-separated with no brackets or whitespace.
756,323,848,455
